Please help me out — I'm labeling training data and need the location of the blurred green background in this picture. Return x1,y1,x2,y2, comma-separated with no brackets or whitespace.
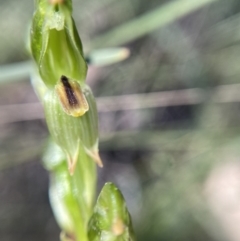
2,0,240,240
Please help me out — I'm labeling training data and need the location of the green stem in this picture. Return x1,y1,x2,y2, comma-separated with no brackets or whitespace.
90,0,220,49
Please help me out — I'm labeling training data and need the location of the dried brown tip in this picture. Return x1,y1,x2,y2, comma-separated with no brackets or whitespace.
68,162,76,176
93,151,104,167
85,148,103,167
112,218,125,236
67,150,79,176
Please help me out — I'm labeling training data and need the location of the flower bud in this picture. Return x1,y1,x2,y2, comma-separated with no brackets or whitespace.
43,78,102,174
43,140,97,239
49,160,92,241
88,183,135,241
49,161,76,235
30,0,87,88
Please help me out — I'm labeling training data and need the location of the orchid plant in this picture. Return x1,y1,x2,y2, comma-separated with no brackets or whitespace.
29,1,135,240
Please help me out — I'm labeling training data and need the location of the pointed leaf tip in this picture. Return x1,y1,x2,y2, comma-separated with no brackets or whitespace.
85,147,103,168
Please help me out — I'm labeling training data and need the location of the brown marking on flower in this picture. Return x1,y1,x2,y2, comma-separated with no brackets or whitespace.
56,75,89,117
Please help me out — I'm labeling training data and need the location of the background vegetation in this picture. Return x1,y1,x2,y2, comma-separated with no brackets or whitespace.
1,0,240,240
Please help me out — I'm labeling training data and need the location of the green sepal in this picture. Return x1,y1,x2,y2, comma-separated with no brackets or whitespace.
43,83,102,174
30,0,87,87
88,182,135,241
